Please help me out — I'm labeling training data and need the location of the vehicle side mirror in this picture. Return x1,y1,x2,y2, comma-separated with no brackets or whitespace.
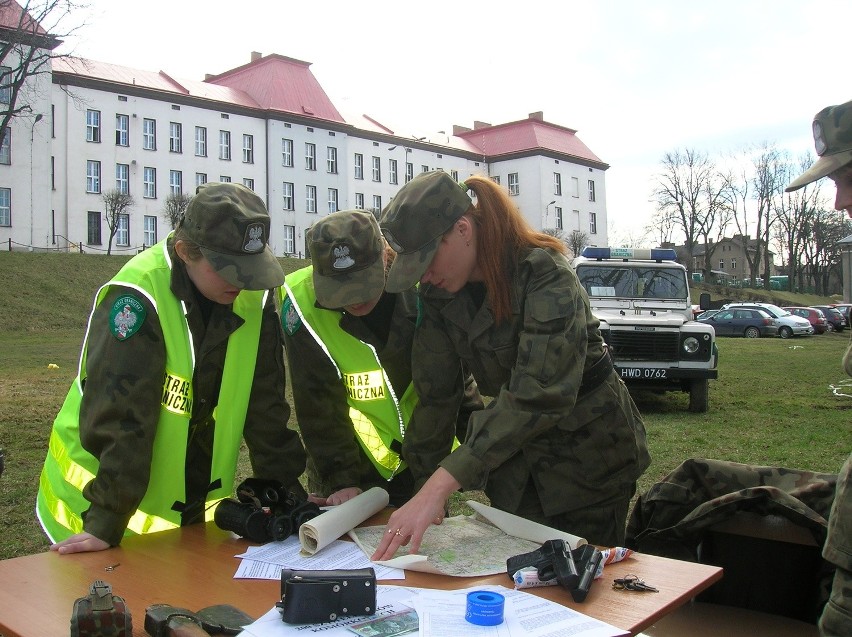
699,292,711,310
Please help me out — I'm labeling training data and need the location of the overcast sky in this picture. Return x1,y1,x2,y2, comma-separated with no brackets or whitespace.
57,0,852,243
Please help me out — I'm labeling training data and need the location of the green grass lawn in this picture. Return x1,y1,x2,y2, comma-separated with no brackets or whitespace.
1,252,850,560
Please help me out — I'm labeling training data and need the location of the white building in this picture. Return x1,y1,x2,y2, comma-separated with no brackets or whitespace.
3,40,610,256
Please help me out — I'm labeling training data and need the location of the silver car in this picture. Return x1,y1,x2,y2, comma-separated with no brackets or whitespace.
720,303,814,339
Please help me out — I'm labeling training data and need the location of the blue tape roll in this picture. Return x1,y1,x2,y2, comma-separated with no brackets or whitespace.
465,590,505,626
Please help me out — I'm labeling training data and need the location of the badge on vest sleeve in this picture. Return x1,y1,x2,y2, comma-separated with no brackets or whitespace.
282,296,302,336
109,294,146,341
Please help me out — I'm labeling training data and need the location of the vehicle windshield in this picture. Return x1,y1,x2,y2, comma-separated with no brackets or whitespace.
761,304,790,318
575,265,688,300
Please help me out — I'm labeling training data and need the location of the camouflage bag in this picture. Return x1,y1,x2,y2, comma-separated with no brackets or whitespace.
70,580,132,637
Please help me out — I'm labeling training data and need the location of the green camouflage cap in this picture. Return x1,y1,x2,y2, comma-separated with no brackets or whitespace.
380,170,472,293
309,210,386,308
787,99,852,192
179,182,284,290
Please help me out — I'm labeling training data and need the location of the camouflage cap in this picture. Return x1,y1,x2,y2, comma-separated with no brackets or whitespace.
309,210,386,308
179,182,284,290
380,170,472,293
786,99,852,192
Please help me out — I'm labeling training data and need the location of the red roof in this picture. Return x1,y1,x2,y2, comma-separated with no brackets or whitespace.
456,117,606,166
0,0,47,35
205,54,345,123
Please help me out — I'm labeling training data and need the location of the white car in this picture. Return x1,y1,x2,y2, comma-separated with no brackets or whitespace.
720,303,814,339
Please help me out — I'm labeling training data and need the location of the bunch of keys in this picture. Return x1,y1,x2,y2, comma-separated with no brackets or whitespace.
612,574,658,592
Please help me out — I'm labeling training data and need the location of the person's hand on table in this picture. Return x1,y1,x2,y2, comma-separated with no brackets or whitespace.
308,486,363,507
371,467,459,560
50,532,110,554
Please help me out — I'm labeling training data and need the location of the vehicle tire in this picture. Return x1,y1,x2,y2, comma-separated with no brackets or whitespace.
827,323,835,333
779,326,793,339
689,379,709,413
744,326,760,338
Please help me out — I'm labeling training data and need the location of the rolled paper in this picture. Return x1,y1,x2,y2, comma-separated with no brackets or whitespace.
298,487,389,555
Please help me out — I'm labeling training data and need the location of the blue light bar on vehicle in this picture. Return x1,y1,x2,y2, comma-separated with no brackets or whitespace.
580,247,678,261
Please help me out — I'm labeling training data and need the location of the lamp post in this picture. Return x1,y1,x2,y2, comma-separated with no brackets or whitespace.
29,113,43,250
543,200,556,229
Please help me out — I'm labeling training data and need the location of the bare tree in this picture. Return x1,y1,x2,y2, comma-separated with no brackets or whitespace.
566,229,588,258
102,189,134,255
162,191,193,229
0,1,87,140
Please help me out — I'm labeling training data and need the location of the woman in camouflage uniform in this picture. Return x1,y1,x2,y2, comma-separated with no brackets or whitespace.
37,183,306,553
372,171,650,560
786,98,852,637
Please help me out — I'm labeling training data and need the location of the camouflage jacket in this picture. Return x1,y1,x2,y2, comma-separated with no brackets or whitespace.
820,452,852,636
406,246,650,517
78,239,305,544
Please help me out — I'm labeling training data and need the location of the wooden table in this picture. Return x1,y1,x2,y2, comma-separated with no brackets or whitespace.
0,517,721,636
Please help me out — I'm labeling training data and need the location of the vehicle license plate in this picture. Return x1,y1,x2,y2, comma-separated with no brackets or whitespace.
619,367,668,380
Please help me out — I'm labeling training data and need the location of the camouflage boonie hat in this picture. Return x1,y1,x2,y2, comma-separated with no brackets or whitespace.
178,182,284,290
380,170,472,293
786,99,852,192
309,210,386,308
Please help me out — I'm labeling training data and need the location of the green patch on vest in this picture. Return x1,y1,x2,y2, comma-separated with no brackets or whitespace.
282,296,302,335
109,294,146,340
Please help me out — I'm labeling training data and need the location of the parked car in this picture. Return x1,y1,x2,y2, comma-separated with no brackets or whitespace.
695,309,720,321
697,307,778,338
811,305,847,332
783,306,829,335
831,303,852,323
719,303,814,339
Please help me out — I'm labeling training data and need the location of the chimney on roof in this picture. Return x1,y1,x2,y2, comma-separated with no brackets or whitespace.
251,51,262,62
473,121,491,130
529,111,544,121
453,125,471,135
204,74,213,81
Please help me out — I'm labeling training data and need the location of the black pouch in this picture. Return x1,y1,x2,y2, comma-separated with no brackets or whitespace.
277,568,376,624
70,580,132,637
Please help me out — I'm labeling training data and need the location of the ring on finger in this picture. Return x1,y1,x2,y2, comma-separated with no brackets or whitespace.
395,530,403,536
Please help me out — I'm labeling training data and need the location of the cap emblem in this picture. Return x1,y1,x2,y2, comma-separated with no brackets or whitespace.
813,120,827,156
332,244,355,270
243,223,264,253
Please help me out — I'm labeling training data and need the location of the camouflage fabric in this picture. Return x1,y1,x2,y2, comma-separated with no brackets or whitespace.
820,452,852,636
787,99,852,192
380,170,473,293
179,181,285,290
308,210,386,309
77,239,305,545
70,580,131,637
404,246,650,546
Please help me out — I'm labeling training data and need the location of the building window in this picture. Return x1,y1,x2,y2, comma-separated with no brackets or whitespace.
87,210,101,244
451,169,459,182
588,179,596,202
328,188,339,213
589,212,597,234
116,213,129,246
389,159,398,185
720,259,725,270
282,182,294,210
0,66,11,104
115,163,129,194
354,153,364,179
508,173,520,196
421,164,429,174
355,193,364,209
282,138,293,166
571,176,580,198
405,162,413,183
115,114,129,146
195,172,207,187
372,195,382,216
169,122,182,153
143,215,157,247
86,160,101,193
555,207,563,230
305,142,316,170
0,187,9,226
219,130,231,160
86,109,101,143
491,175,501,185
169,169,182,195
142,118,156,150
219,175,231,183
732,258,737,270
143,167,156,198
554,173,562,196
283,225,295,255
306,185,316,213
243,178,254,190
242,134,254,163
372,156,381,182
326,146,337,174
195,126,207,156
0,128,9,164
